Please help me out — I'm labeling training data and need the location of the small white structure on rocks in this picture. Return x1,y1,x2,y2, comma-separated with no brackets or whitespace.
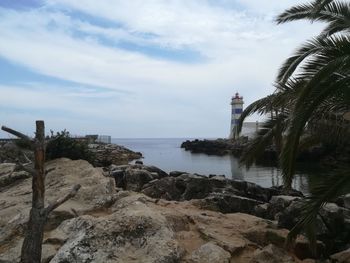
229,92,244,139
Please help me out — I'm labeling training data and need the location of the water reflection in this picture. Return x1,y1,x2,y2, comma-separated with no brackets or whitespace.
229,156,243,180
228,156,311,193
112,138,316,193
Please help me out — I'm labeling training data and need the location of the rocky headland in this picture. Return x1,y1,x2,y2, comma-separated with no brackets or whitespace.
0,158,349,262
87,143,142,167
0,140,142,167
181,138,248,156
181,138,334,165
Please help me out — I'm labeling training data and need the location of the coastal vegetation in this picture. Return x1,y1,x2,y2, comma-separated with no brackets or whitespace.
46,130,95,164
238,0,350,250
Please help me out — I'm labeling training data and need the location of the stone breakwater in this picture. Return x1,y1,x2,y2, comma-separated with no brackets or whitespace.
0,158,349,262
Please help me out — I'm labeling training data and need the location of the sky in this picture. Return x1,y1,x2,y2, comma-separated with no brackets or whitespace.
0,0,323,138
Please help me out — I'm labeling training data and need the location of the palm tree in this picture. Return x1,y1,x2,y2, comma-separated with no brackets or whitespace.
276,0,350,187
276,0,350,249
238,0,350,250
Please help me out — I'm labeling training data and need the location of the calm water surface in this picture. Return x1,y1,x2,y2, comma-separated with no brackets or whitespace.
112,138,321,193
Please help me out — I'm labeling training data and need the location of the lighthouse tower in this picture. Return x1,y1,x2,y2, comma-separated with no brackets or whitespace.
229,92,244,139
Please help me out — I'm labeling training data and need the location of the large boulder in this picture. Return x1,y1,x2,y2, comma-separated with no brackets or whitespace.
142,177,185,200
49,194,183,263
0,158,116,262
248,244,297,263
109,164,168,190
190,242,231,263
141,173,226,201
123,168,155,191
331,247,350,263
265,195,302,220
194,192,263,214
276,199,350,255
336,194,350,210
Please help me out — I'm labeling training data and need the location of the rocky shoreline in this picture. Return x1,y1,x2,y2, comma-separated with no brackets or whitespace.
0,140,142,167
181,138,332,165
181,138,248,156
108,163,350,258
0,141,142,188
1,158,349,262
88,143,142,167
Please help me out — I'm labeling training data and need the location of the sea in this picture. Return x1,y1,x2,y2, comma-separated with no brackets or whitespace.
112,138,323,193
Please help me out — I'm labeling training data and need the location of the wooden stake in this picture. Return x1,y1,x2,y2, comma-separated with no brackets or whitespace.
1,121,81,263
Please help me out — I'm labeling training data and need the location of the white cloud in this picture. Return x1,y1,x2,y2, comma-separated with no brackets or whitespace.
236,0,307,13
0,1,324,137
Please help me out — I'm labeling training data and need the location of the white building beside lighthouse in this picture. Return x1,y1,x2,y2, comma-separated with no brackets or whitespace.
229,92,244,139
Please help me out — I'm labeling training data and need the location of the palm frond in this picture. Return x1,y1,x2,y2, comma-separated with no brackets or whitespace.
314,0,336,12
281,71,350,189
276,0,344,25
297,135,321,153
240,114,287,168
236,95,276,135
276,2,318,24
277,35,350,83
287,166,350,253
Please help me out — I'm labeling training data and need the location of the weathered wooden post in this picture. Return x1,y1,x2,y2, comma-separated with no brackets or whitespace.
20,120,47,262
1,121,81,263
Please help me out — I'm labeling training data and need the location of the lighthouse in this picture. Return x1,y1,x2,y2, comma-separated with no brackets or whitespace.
229,92,244,139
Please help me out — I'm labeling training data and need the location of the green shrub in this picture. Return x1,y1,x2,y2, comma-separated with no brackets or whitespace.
15,138,32,150
46,130,95,163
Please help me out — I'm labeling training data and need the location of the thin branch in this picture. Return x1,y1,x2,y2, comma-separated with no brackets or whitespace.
45,184,81,214
1,126,33,143
15,161,37,176
22,153,32,164
71,208,79,217
45,167,56,176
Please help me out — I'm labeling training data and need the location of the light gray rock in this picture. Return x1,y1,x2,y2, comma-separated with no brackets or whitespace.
337,194,350,209
124,168,155,191
269,195,302,220
0,158,116,262
190,242,231,263
196,192,263,214
50,194,182,263
250,244,297,263
0,163,31,188
270,195,301,207
331,247,350,263
0,163,16,176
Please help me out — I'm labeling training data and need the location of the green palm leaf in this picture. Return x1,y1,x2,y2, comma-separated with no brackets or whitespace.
240,114,287,168
281,70,350,189
277,35,350,83
287,165,350,253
